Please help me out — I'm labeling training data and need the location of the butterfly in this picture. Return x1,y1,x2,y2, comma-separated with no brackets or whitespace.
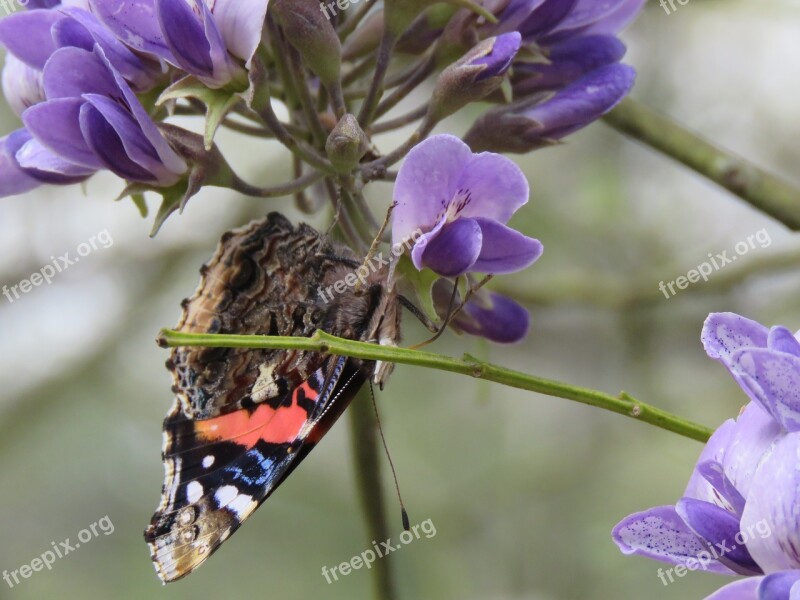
144,212,401,582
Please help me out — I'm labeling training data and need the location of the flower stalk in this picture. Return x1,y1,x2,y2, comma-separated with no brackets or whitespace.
158,328,713,443
604,97,800,231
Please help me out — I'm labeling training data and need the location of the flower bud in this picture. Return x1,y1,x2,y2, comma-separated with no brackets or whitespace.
325,114,370,173
396,5,457,55
427,32,521,123
271,0,342,86
342,10,384,61
432,280,530,343
463,63,635,153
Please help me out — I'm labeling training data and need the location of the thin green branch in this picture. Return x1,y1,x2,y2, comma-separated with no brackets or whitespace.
604,98,800,231
158,329,713,443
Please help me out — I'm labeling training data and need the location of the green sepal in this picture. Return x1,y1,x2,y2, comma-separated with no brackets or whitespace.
395,255,441,324
157,76,241,150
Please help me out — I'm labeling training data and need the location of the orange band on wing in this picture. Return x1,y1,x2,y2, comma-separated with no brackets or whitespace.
195,381,317,447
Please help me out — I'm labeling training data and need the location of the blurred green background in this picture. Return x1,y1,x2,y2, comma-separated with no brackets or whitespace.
1,1,799,598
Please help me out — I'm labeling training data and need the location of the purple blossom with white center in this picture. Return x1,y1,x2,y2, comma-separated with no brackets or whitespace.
392,134,543,279
612,312,800,600
90,0,270,89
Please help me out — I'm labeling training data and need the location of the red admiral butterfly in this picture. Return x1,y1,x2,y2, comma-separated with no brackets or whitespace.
144,212,401,582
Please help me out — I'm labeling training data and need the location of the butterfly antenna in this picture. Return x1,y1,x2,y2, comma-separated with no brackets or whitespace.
410,275,494,350
369,381,410,531
409,276,461,350
356,201,397,293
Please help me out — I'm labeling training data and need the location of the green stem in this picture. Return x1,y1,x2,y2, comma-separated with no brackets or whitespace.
158,329,713,443
229,169,324,198
604,98,800,231
349,389,397,600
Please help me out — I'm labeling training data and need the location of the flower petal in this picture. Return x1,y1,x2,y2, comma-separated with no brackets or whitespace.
612,505,735,574
514,34,626,95
78,102,157,182
453,152,529,224
82,93,175,182
58,7,156,91
695,461,747,517
2,54,46,117
211,0,270,64
518,0,579,39
768,327,800,357
759,572,800,600
16,137,95,183
41,46,118,99
392,134,474,245
702,313,770,365
456,291,530,343
684,418,736,503
22,97,103,169
0,130,41,196
0,10,61,70
156,0,214,76
472,32,521,81
580,0,646,36
732,349,800,432
548,0,641,39
470,218,543,275
703,577,762,600
88,0,172,60
676,498,761,575
520,62,635,140
93,46,186,177
721,402,783,500
740,433,800,572
418,218,483,278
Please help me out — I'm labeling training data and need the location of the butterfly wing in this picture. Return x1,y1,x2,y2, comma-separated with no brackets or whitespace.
145,354,369,582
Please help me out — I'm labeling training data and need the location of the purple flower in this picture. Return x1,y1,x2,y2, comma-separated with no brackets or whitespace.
495,0,644,92
90,0,270,88
0,43,186,197
612,312,800,600
469,0,643,150
0,6,158,92
23,46,186,185
464,63,635,153
433,279,530,343
392,134,543,278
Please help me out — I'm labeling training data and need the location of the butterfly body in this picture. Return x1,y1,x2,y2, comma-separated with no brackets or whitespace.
145,212,400,582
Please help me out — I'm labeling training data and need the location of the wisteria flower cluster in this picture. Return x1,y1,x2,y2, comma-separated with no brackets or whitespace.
614,313,800,600
0,0,642,344
4,2,800,597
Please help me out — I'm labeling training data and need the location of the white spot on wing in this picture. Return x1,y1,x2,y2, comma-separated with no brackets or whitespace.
186,481,204,504
215,485,238,507
214,485,255,518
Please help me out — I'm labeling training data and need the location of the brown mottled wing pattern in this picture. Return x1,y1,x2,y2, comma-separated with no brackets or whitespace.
168,212,358,420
